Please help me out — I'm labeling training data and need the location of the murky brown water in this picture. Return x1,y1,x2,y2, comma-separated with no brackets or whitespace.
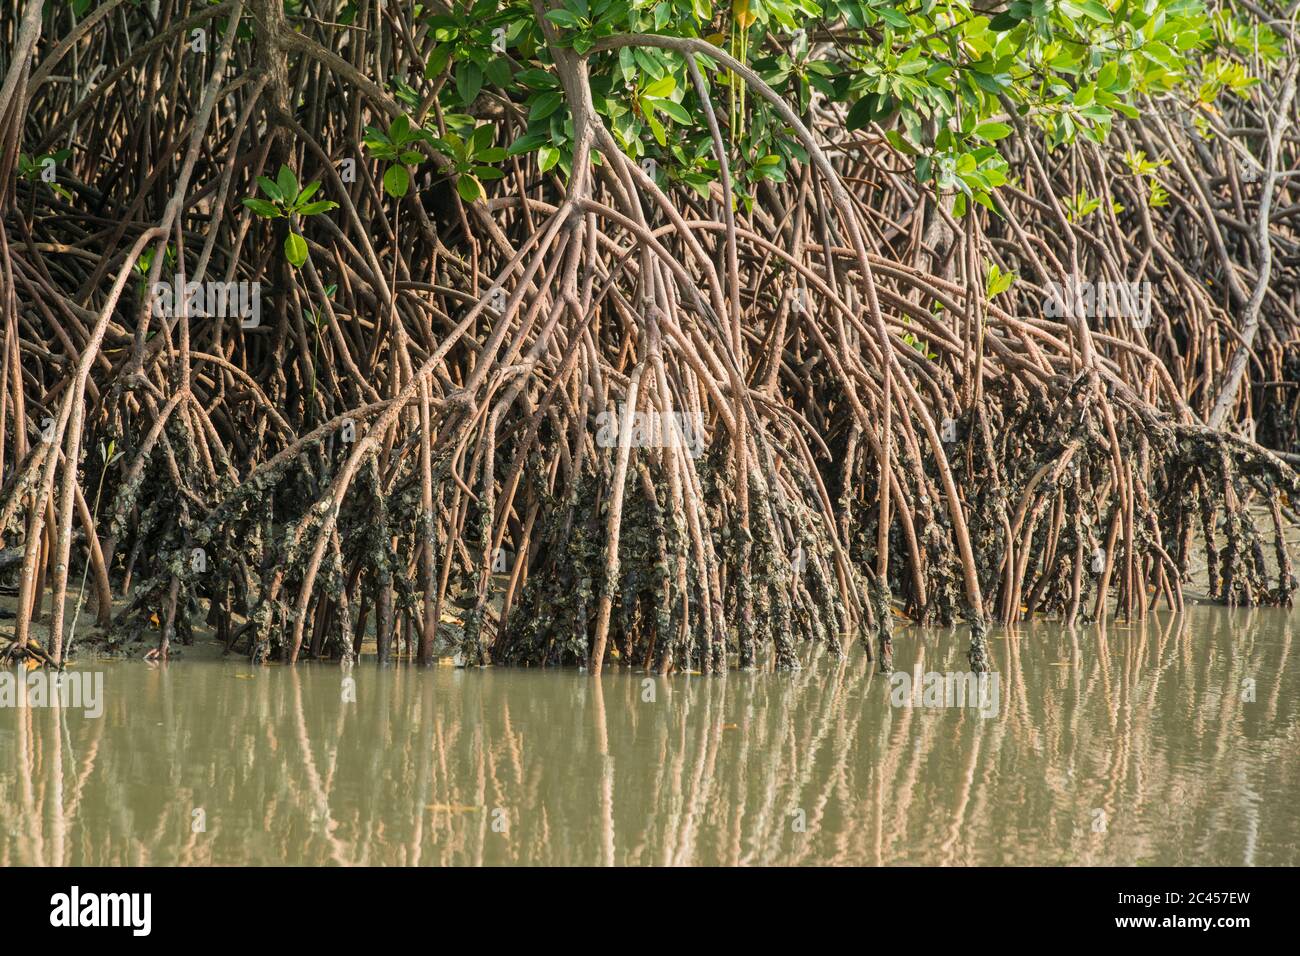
1,605,1296,865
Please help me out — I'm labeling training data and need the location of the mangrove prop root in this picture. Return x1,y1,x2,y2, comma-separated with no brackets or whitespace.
1,2,1297,674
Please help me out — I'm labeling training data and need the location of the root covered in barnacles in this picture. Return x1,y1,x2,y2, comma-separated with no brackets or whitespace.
1,1,1297,676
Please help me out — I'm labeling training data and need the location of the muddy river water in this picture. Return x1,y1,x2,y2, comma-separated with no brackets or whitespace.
1,604,1296,865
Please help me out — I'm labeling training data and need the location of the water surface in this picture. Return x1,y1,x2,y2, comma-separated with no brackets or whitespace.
2,605,1296,865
